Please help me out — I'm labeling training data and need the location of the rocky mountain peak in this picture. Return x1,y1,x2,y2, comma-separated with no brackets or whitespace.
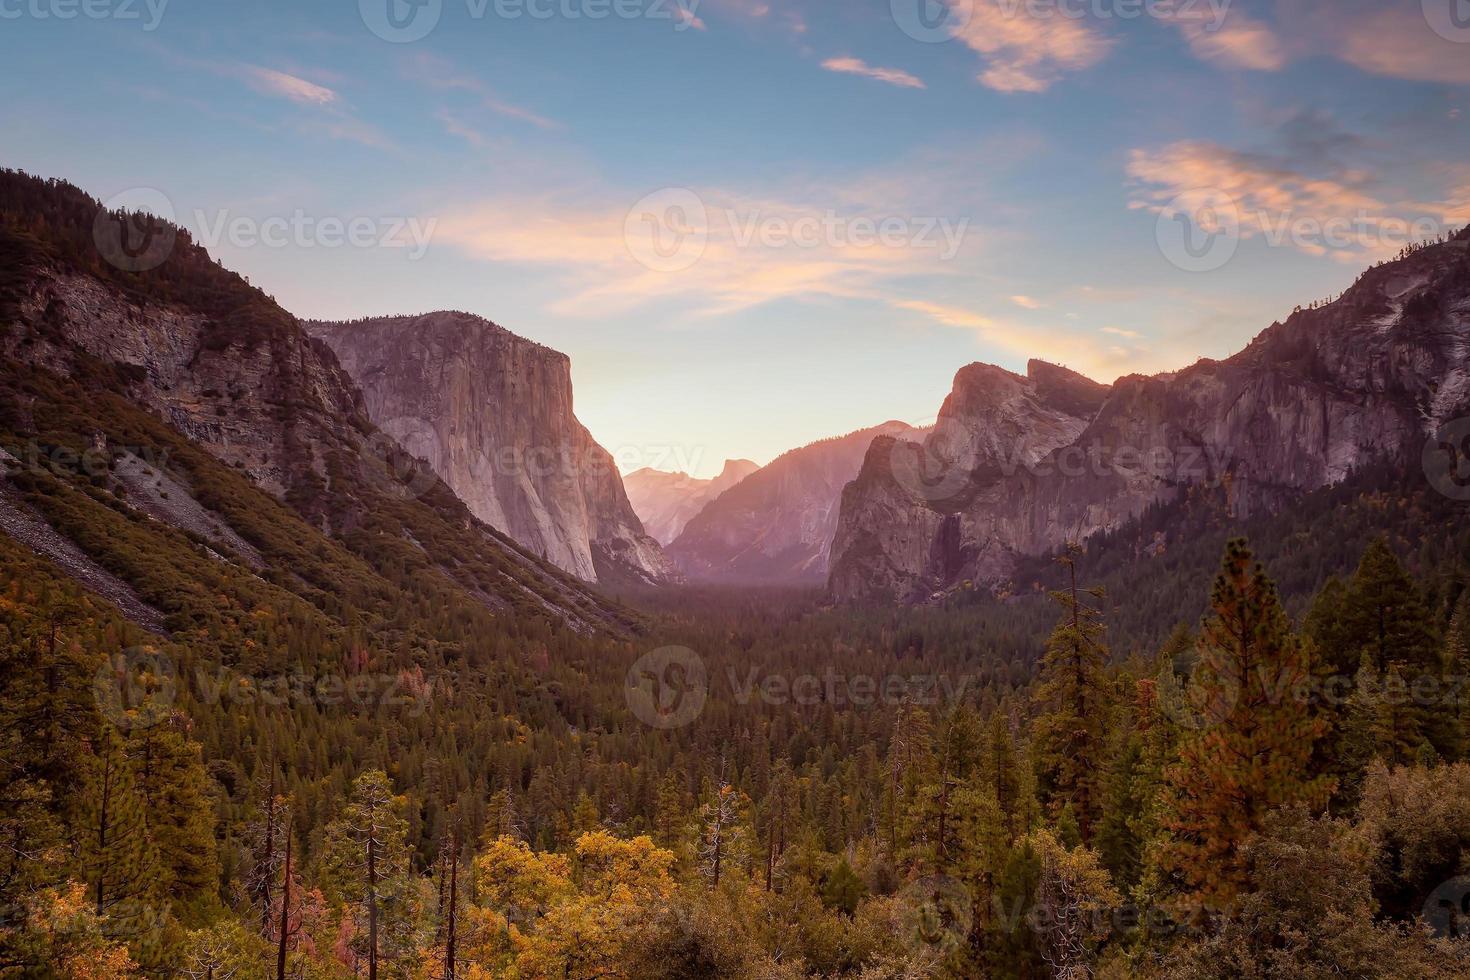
829,232,1470,603
307,312,678,586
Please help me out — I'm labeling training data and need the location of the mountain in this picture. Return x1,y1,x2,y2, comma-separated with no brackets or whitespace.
0,169,636,636
830,232,1470,602
623,458,759,545
667,421,922,584
307,313,678,587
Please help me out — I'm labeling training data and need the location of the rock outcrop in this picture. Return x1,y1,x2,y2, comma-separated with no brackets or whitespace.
829,233,1470,602
307,313,678,586
623,458,760,546
668,421,922,584
0,170,632,632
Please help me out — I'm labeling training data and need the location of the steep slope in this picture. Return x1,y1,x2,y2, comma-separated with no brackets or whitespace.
830,233,1470,602
307,313,678,587
624,458,759,545
668,421,922,584
0,169,636,636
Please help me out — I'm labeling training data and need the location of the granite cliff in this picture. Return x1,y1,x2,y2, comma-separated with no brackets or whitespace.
308,313,678,587
830,233,1470,601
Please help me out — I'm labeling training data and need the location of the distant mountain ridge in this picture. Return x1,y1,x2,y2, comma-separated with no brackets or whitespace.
829,231,1470,602
668,420,924,584
307,312,678,587
624,458,760,545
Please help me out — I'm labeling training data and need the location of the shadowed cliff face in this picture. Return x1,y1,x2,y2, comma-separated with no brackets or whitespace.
830,234,1470,602
307,312,678,586
668,421,923,584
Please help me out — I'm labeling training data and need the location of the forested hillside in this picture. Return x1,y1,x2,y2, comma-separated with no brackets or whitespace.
1,173,1469,978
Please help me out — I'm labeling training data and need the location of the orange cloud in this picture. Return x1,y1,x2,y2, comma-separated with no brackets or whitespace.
1128,140,1464,262
1161,3,1286,71
951,0,1113,92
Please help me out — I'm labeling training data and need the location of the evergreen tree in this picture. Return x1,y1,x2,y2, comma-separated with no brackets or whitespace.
74,725,163,938
1342,538,1436,673
322,769,416,979
1033,544,1109,841
1159,539,1334,905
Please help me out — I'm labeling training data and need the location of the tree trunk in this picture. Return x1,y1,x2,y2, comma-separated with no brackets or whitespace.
276,832,291,980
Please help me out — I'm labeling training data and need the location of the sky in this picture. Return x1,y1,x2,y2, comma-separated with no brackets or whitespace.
4,0,1470,477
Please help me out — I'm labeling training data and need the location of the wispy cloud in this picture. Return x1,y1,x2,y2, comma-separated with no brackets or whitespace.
821,57,925,89
951,0,1113,92
401,51,561,131
1010,294,1042,309
892,299,1163,380
242,66,337,106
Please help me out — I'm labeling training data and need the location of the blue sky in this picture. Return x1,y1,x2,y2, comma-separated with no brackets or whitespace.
4,0,1469,476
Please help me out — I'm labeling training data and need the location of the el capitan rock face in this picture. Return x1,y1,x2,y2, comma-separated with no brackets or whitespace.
624,458,760,546
830,233,1470,602
307,312,678,586
668,421,923,584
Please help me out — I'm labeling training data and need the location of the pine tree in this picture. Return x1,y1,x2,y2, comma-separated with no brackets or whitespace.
761,761,795,891
128,722,218,923
322,769,415,980
1342,538,1436,673
1159,539,1334,905
1032,543,1109,841
75,725,163,933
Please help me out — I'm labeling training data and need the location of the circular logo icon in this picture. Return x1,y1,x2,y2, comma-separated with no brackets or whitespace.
92,187,177,273
1424,0,1470,44
624,188,708,273
626,646,707,729
898,875,973,955
1158,667,1239,731
363,417,444,501
1422,876,1470,938
1155,189,1240,273
93,646,178,732
891,0,974,43
360,0,442,42
889,422,974,510
1423,417,1470,501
